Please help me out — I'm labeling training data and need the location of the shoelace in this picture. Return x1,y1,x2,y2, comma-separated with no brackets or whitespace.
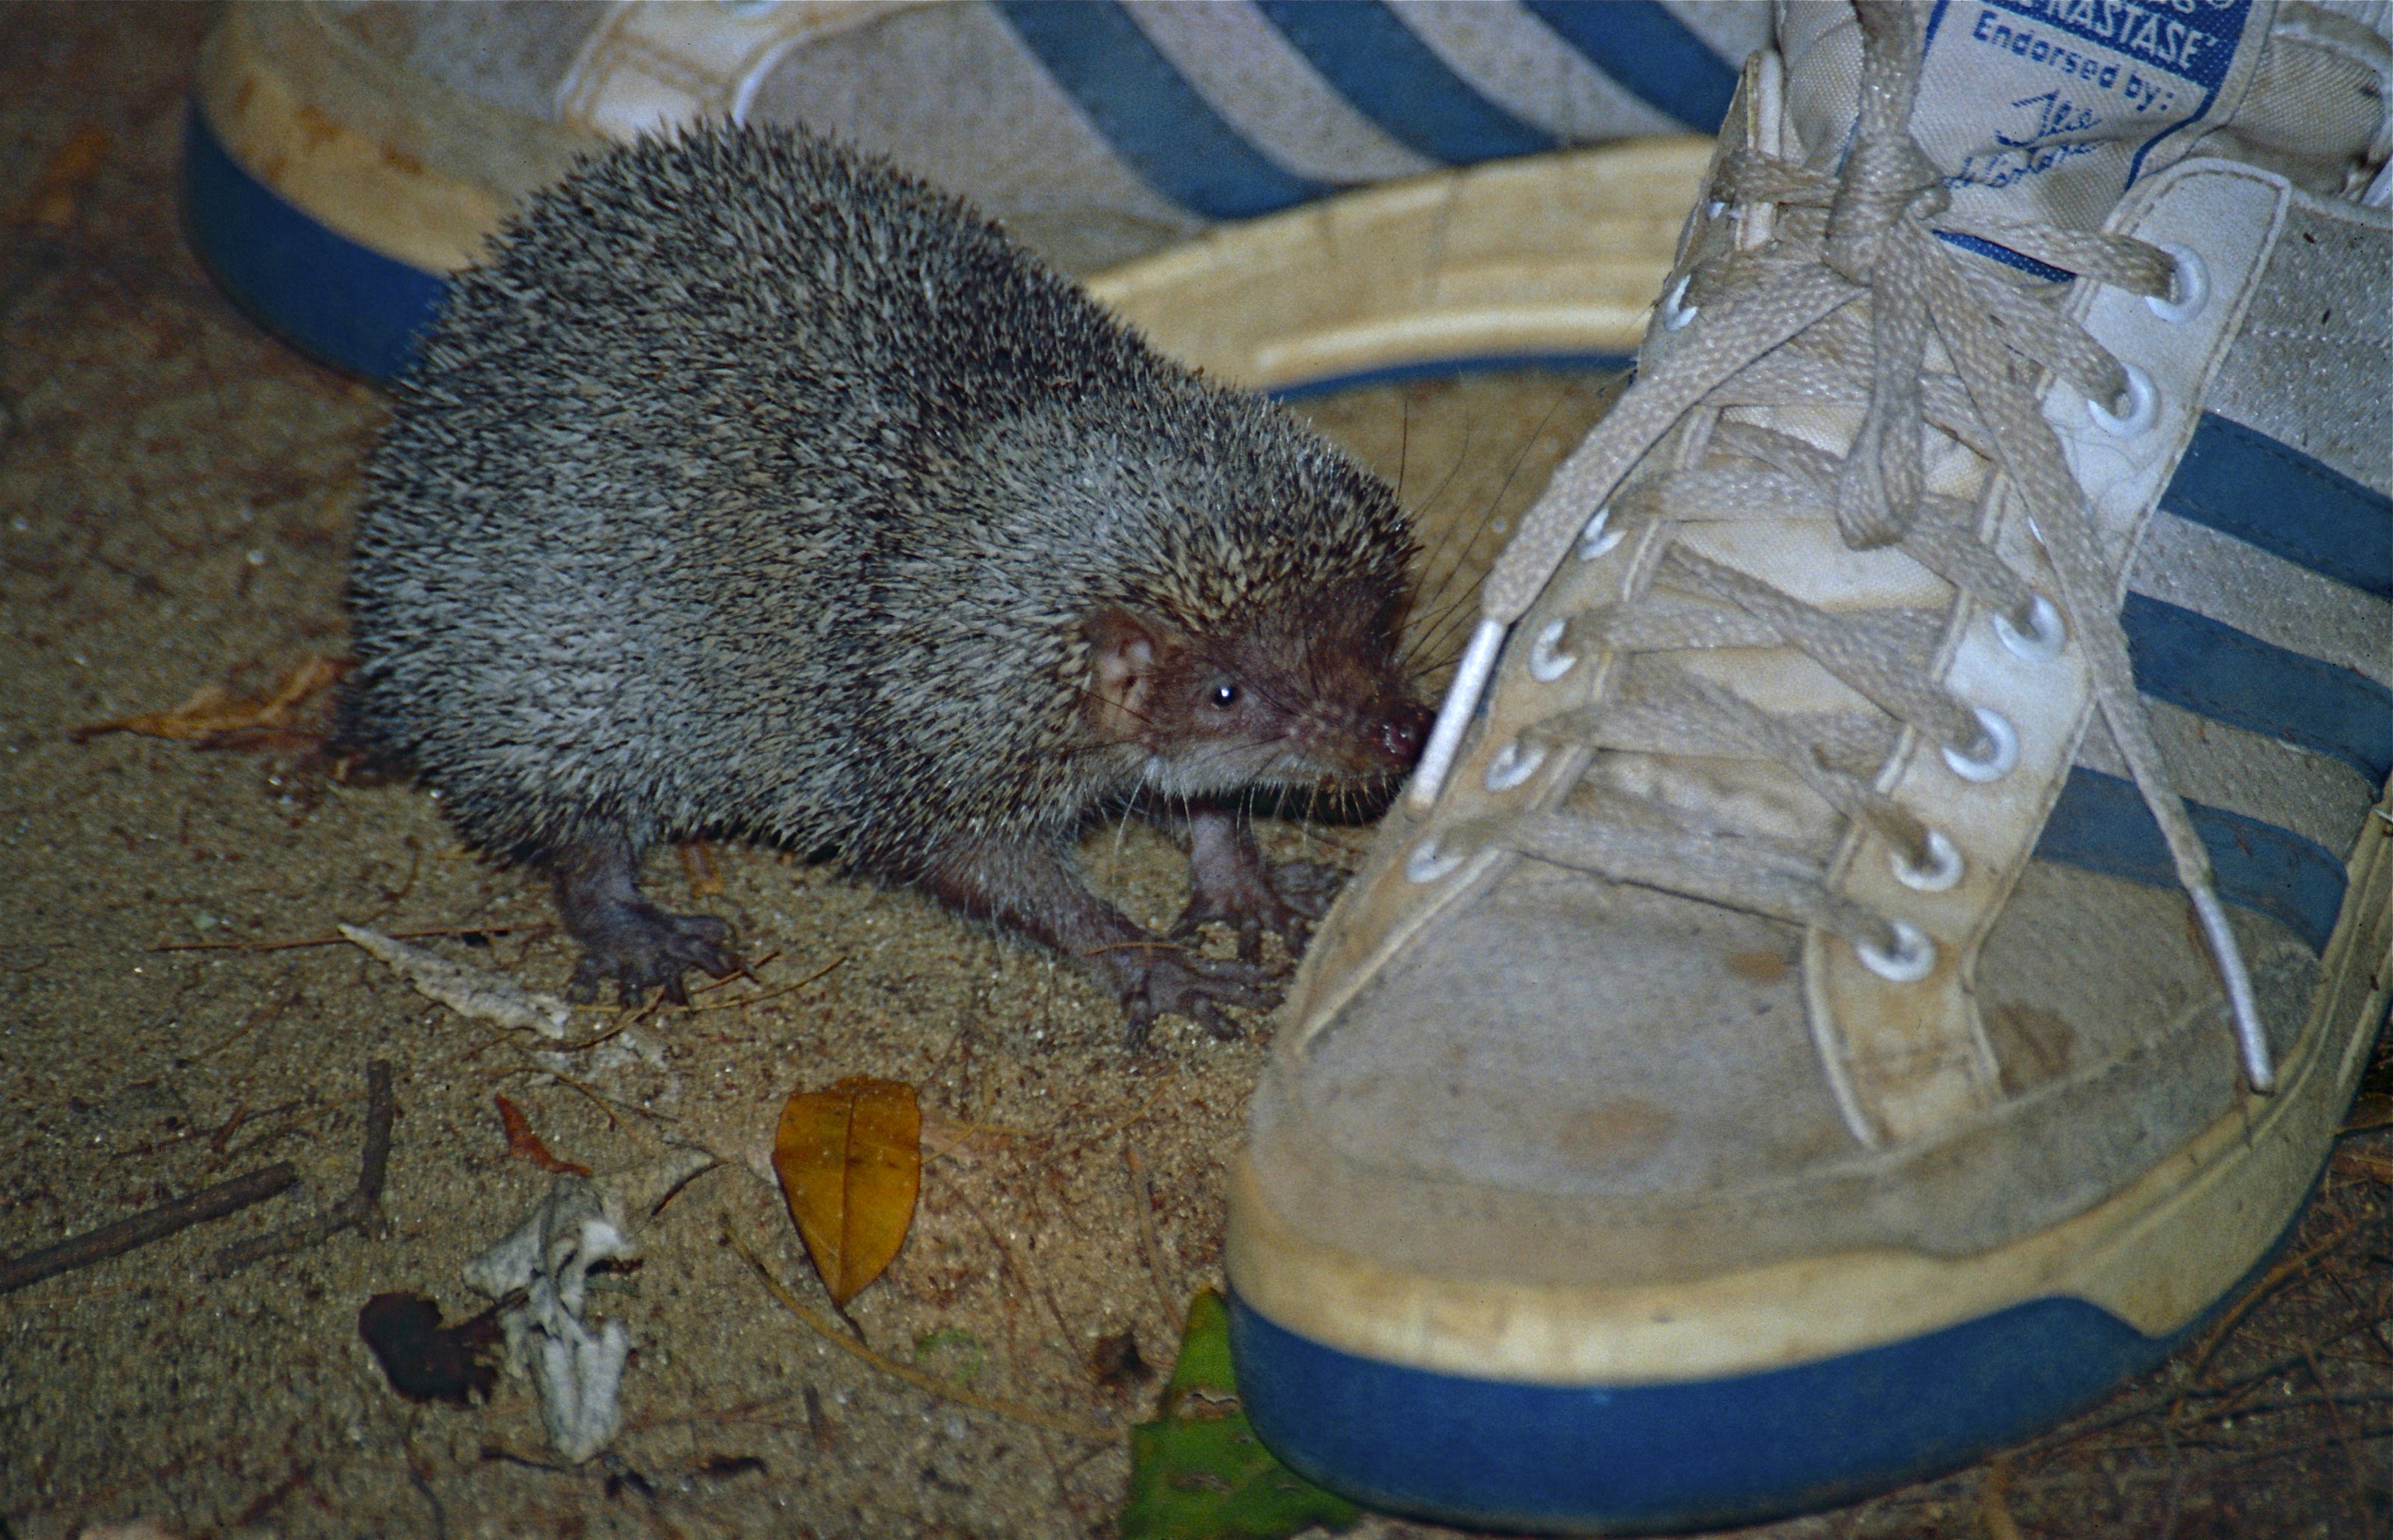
1406,4,2273,1094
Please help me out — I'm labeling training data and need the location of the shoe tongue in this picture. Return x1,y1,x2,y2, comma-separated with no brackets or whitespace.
1777,1,2351,238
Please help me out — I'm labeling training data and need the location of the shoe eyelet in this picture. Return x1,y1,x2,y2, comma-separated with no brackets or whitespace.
1856,921,1937,982
1660,274,1699,332
1992,594,2064,661
1890,828,1964,892
2145,243,2208,324
1941,706,2019,783
1579,505,1624,561
1528,619,1576,682
1483,739,1545,792
2086,363,2158,438
1405,835,1465,884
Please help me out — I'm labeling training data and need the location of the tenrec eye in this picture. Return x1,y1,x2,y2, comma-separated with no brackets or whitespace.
1212,683,1239,708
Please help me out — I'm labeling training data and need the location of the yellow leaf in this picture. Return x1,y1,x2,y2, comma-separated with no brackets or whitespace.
773,1077,921,1306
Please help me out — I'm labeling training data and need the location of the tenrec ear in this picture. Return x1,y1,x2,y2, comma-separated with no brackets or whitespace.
1085,606,1162,739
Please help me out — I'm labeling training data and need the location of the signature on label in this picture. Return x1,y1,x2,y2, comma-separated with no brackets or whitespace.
1994,89,2100,147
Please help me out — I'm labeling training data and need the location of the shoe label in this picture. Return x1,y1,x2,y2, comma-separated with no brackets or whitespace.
1915,0,2274,235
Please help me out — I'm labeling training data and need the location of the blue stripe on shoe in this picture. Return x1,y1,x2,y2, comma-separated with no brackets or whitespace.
1253,0,1557,164
1229,1287,2169,1531
2122,594,2393,783
992,0,1333,220
1268,351,1637,401
1520,0,1742,132
2035,768,2348,953
2161,413,2393,600
181,100,445,382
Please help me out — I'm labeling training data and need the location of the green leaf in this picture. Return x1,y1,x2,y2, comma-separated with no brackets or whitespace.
1161,1290,1238,1403
1119,1291,1361,1540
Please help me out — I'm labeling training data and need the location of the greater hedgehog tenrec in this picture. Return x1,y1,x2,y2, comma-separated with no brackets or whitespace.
340,124,1425,1044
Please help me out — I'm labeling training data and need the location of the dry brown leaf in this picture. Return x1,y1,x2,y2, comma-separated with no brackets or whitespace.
773,1077,921,1307
71,656,348,746
16,124,110,228
495,1094,592,1177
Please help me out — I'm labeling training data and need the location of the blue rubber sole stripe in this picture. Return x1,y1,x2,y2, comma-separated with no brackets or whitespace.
2122,592,2393,783
1231,1133,2340,1532
181,100,445,381
1229,1287,2174,1531
2163,411,2393,601
991,0,1333,221
1253,0,1558,164
1266,352,1635,401
1521,0,1742,133
2036,766,2348,952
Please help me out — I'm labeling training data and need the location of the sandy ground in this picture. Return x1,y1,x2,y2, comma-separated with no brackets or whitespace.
5,6,2393,1539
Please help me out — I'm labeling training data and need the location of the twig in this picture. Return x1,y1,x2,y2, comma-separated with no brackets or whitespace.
921,1110,1030,1166
955,1189,1080,1358
684,955,846,1014
200,979,301,1059
2030,1307,2393,1461
478,1444,574,1474
2186,1213,2368,1379
233,1463,316,1530
1080,939,1188,958
619,1388,802,1438
1979,1460,2024,1540
209,1101,277,1156
721,1219,1120,1444
1035,1072,1178,1173
690,947,780,996
540,1069,625,1130
1,1162,297,1295
535,955,840,1049
2301,1347,2375,1529
1122,1142,1184,1334
222,1032,509,1162
548,1008,656,1055
215,1060,395,1273
150,921,552,954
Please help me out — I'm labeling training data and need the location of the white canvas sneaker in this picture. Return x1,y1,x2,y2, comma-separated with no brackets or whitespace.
181,0,1767,378
1226,1,2393,1529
